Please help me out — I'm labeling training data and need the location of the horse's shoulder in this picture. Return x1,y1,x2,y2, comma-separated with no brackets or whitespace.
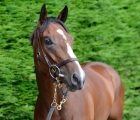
81,62,120,82
81,62,116,73
81,62,122,96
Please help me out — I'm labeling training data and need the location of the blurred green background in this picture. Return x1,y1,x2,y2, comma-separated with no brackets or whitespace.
0,0,140,119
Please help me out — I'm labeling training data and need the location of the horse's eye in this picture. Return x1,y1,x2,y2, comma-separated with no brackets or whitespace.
44,38,52,45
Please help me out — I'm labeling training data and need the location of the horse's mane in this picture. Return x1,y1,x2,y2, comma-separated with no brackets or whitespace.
30,17,68,45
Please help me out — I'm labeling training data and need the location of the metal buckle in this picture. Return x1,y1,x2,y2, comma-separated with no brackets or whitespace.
37,52,40,57
49,65,60,79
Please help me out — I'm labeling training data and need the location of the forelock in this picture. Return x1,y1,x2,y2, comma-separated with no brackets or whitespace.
30,17,68,45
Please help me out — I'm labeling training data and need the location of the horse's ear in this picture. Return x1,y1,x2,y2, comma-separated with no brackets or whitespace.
57,6,68,23
39,3,47,25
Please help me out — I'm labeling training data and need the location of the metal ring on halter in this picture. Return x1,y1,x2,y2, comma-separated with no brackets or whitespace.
49,65,61,79
37,52,40,57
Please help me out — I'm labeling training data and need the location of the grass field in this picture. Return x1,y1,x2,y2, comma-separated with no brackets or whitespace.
0,0,140,119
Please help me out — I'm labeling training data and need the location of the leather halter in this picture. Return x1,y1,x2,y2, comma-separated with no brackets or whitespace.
37,50,78,68
35,27,78,73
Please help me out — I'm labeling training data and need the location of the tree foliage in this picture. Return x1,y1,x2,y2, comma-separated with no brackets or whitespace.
0,0,140,119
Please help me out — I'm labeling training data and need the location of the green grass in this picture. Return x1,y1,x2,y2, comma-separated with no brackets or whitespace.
0,0,140,119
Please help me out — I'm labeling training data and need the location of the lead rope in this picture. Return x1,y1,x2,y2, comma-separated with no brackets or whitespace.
46,78,68,120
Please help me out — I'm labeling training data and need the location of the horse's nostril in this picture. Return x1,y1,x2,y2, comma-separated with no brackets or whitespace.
72,74,79,86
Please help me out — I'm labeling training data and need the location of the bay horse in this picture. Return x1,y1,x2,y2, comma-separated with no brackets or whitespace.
30,3,124,120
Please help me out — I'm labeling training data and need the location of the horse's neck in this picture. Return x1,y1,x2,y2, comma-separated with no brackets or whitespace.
35,67,64,108
35,68,52,97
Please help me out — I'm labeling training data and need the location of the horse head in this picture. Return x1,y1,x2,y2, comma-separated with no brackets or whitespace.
31,4,85,92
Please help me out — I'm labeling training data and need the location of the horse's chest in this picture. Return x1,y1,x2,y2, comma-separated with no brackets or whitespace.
52,106,93,120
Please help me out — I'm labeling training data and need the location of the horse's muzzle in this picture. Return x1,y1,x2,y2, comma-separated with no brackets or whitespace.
68,73,85,92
